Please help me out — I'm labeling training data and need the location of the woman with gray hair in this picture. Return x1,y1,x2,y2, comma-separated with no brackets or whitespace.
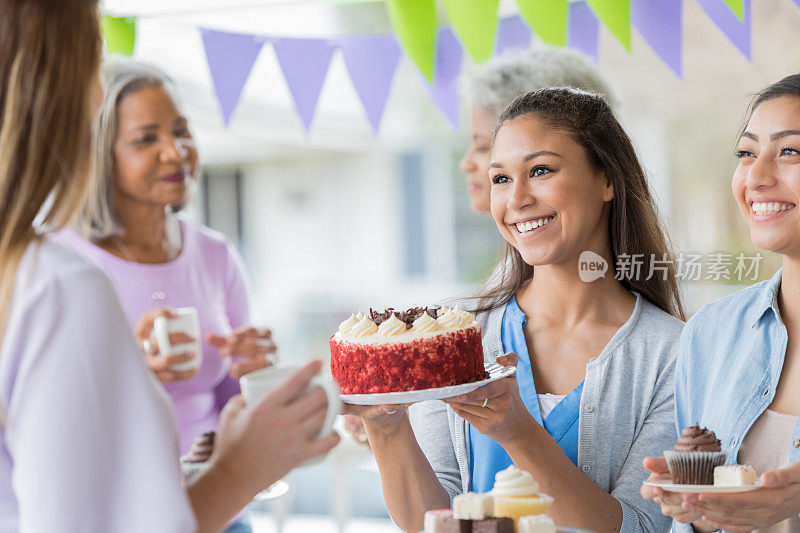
460,47,614,214
55,58,274,533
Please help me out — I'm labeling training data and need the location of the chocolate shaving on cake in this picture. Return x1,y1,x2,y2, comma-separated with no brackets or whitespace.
370,306,440,328
369,308,395,325
397,307,427,326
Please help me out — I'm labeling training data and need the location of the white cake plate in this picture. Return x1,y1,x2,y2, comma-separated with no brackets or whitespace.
643,480,763,493
340,363,516,405
252,479,290,501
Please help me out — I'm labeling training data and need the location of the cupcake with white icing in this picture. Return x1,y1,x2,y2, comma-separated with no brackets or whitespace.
491,466,553,528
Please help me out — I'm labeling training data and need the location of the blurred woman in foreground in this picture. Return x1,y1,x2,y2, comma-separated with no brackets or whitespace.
0,2,338,531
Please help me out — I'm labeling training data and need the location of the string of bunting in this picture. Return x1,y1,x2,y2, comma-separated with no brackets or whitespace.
101,0,765,133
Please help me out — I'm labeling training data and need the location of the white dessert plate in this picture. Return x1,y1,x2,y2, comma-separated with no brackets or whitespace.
182,462,290,502
340,363,516,405
252,479,290,501
643,480,763,493
417,526,594,533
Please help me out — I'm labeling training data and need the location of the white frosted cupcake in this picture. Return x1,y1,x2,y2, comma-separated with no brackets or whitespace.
490,466,554,527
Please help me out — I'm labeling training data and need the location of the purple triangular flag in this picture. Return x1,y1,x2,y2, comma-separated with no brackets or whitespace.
567,1,600,62
697,0,751,59
495,15,532,55
632,0,682,77
273,38,337,132
201,29,265,126
341,34,401,134
423,27,463,129
794,0,800,8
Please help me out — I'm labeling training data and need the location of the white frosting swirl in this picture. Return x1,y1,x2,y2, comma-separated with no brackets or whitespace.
491,466,539,496
355,310,365,321
349,316,378,337
437,307,461,329
437,306,450,317
454,305,475,327
338,314,358,334
378,314,407,336
412,312,439,333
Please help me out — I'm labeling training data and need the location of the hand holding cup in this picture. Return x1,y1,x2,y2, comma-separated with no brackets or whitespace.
134,307,201,383
213,361,341,496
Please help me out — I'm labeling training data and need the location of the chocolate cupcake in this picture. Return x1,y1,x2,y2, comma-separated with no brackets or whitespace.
664,424,727,484
180,431,215,485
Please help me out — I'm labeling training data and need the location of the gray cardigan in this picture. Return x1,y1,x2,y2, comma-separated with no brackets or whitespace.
408,293,682,533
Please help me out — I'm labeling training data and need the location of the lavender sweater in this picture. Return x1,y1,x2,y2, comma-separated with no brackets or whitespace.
55,217,251,453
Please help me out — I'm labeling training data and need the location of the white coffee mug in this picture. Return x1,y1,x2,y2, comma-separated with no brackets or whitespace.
152,307,202,372
240,365,341,465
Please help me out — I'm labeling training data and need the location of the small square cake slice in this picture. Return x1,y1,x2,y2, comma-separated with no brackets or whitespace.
471,516,514,533
425,509,453,532
441,517,472,533
453,492,494,520
714,465,757,487
518,514,557,533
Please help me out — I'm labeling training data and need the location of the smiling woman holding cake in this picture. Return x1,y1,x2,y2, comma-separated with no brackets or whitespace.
350,88,685,533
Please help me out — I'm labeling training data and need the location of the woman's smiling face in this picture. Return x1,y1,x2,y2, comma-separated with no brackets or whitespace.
733,95,800,256
113,84,198,209
489,114,614,267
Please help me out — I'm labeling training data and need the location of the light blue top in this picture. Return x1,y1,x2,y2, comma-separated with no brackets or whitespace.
469,297,583,492
674,268,800,532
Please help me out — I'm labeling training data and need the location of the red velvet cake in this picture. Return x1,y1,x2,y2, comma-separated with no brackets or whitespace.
330,306,486,394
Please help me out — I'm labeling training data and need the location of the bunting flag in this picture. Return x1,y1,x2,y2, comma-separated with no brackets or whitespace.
190,0,768,132
697,0,752,59
723,0,744,18
273,38,337,132
441,0,500,63
423,27,464,128
386,0,436,81
515,0,568,46
585,0,632,50
495,15,532,55
341,34,402,133
101,15,136,56
201,29,265,126
568,1,600,61
632,0,683,77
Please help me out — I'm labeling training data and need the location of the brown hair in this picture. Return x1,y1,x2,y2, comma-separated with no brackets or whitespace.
740,73,800,137
477,87,685,320
0,0,102,336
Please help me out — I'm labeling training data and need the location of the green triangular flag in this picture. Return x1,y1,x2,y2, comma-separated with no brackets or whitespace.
516,0,567,47
723,0,744,19
441,0,499,63
585,0,631,50
386,0,436,81
101,15,136,56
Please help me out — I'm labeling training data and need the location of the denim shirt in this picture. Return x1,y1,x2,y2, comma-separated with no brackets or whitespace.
469,297,583,492
674,268,800,532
